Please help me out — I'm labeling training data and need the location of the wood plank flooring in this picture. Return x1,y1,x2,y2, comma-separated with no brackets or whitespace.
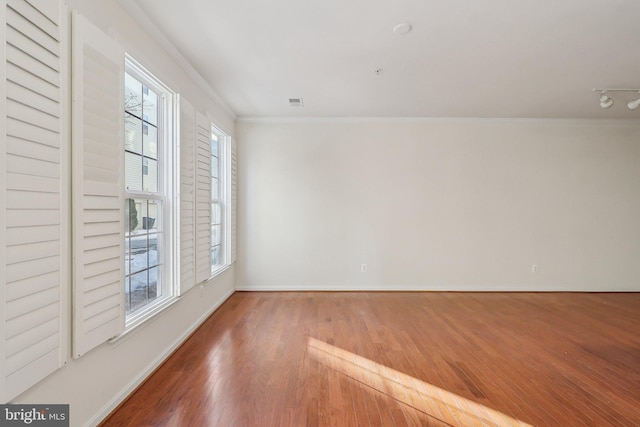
102,292,640,426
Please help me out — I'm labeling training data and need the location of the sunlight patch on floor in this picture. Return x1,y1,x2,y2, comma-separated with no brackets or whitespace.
307,337,532,427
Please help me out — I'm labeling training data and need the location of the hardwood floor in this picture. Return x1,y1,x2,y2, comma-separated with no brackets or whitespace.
102,292,640,426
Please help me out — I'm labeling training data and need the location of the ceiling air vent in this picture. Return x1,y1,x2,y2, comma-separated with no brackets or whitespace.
288,98,304,107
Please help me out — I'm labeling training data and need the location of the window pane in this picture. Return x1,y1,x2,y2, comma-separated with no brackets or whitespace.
211,203,221,225
211,137,218,156
211,246,220,266
211,156,219,179
142,123,158,159
124,198,163,316
143,86,158,126
212,224,221,246
125,276,132,313
125,236,131,276
125,198,134,232
149,266,160,298
128,270,148,313
137,199,147,231
130,234,150,273
148,232,159,256
211,177,219,199
125,73,142,116
143,158,158,192
125,198,143,231
146,199,160,231
125,152,142,191
125,114,142,154
148,239,159,270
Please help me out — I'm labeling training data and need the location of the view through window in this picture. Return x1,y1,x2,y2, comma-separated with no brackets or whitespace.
124,70,165,316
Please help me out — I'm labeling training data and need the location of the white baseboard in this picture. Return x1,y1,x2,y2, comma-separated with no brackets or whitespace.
85,288,235,427
235,284,374,291
235,284,640,292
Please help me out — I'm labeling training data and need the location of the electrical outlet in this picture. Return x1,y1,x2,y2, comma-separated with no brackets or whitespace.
361,264,367,273
532,264,539,273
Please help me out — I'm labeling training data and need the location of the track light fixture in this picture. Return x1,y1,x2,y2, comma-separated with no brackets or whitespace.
593,88,640,110
599,92,614,109
627,93,640,110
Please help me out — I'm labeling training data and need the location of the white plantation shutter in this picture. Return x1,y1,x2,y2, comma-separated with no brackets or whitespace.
179,98,196,294
195,112,211,284
71,12,124,358
230,137,237,263
1,1,6,402
2,0,68,401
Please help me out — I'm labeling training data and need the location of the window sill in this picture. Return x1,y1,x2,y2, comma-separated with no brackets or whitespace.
110,295,181,345
207,263,231,283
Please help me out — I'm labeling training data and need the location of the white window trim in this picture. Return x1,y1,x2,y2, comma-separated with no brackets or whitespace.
210,124,232,277
123,55,179,330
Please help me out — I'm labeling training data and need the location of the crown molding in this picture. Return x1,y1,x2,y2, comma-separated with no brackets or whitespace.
236,116,640,125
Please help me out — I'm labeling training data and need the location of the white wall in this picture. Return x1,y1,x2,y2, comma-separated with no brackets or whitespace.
237,119,640,291
12,1,236,426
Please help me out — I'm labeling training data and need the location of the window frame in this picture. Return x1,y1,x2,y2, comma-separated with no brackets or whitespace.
210,124,231,277
123,55,179,330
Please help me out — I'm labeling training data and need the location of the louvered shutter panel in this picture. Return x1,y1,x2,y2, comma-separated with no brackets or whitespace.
2,0,68,402
195,112,211,284
230,137,237,263
1,1,6,402
71,12,124,358
179,98,196,294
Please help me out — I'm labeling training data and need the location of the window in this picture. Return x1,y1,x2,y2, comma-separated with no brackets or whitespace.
186,109,232,287
210,126,231,273
123,58,177,325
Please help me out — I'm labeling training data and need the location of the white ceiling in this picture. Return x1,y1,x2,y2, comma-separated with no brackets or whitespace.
127,0,640,119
